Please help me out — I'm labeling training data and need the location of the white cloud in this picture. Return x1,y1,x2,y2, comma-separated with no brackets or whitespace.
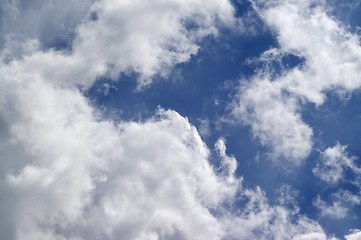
232,76,313,165
0,71,232,238
313,191,361,219
345,229,361,240
74,0,238,86
313,143,360,184
0,74,330,238
0,64,330,239
231,0,361,165
0,1,239,238
313,144,361,219
2,0,238,90
220,186,329,240
215,138,238,184
0,0,95,50
0,0,358,239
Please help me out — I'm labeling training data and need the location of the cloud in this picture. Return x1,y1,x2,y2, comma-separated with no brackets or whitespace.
0,1,240,238
0,69,234,238
313,190,361,219
313,143,360,184
231,0,361,165
0,74,330,238
215,138,238,184
345,229,361,240
0,0,95,50
0,61,330,239
313,143,361,219
2,0,238,90
220,186,329,240
76,0,239,84
231,76,313,165
0,0,359,239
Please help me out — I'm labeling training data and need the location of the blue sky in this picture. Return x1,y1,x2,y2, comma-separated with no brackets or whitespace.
1,0,361,239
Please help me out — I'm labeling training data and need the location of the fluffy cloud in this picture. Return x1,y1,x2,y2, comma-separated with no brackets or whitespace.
2,0,238,90
231,76,313,165
231,0,361,165
0,65,234,239
0,1,237,236
345,229,361,240
74,0,238,86
0,0,359,239
0,74,329,238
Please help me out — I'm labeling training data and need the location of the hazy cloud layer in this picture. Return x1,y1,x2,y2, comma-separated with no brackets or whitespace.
0,0,95,50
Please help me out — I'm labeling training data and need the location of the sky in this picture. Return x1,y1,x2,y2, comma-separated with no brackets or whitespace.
1,0,361,239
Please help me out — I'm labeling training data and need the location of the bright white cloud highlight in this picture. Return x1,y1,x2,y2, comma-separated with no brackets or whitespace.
345,229,361,240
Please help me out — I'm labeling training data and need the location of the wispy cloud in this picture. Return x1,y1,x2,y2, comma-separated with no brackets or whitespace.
313,143,360,185
313,143,361,219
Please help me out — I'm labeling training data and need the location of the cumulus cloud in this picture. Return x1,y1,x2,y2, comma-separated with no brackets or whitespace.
0,0,359,239
0,1,239,238
2,0,238,89
0,75,329,238
231,0,361,165
75,0,239,85
231,76,313,165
